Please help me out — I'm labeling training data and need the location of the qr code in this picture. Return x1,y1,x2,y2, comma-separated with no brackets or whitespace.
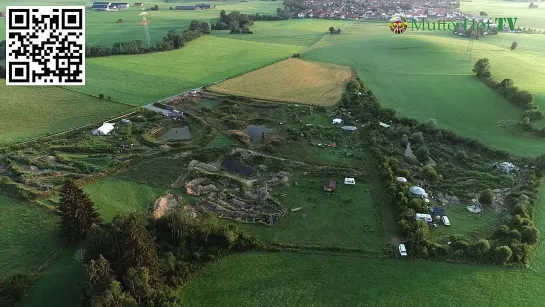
6,6,85,85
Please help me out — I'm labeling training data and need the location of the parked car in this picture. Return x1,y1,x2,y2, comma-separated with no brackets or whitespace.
442,216,450,226
399,244,407,256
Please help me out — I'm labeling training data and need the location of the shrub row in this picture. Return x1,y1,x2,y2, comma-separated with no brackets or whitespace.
348,75,541,266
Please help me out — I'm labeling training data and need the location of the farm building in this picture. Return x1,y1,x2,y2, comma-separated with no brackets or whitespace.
92,2,129,10
111,2,129,9
167,110,185,119
135,2,144,6
175,6,196,10
341,126,357,131
91,3,110,10
92,123,115,136
175,4,211,10
323,179,336,192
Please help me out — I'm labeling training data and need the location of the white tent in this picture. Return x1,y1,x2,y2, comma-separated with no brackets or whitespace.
332,118,343,124
409,186,426,196
379,122,391,128
92,123,115,136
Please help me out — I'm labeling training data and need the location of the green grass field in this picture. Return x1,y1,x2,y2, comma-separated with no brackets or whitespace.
0,0,282,44
0,84,133,145
64,19,346,105
71,35,303,105
176,182,545,307
84,177,175,222
429,204,504,241
304,22,545,157
0,196,61,280
461,0,545,31
179,251,544,307
117,155,191,187
234,176,385,251
21,246,86,307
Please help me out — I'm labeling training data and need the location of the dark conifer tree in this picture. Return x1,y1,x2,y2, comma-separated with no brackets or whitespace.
58,179,102,243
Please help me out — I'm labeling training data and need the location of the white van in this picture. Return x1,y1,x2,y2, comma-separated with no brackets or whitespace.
344,178,355,185
415,213,432,223
399,244,407,256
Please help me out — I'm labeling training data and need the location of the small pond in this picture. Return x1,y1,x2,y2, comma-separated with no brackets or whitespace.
159,127,192,141
221,159,254,177
244,125,272,143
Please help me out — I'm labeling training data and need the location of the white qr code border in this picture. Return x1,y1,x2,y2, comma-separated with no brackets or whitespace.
6,6,85,86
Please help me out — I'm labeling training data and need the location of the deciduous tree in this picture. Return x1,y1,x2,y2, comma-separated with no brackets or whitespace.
472,58,491,78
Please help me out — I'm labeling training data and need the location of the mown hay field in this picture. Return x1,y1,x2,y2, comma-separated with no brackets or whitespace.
0,84,133,145
208,58,352,105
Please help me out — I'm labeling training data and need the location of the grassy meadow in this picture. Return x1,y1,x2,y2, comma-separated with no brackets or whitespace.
0,0,282,43
72,35,303,105
208,58,352,105
84,178,174,222
176,182,545,307
70,19,345,105
0,196,61,280
460,0,545,31
234,176,385,251
303,22,545,157
0,83,133,145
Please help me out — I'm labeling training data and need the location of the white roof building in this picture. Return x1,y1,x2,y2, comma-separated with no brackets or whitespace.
332,118,343,124
92,123,115,136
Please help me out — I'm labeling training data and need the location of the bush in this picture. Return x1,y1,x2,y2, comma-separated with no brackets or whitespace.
479,190,494,205
520,226,539,245
411,132,424,144
399,134,409,147
491,245,512,264
523,109,543,121
98,94,105,99
425,118,438,132
0,274,34,304
414,146,430,163
423,165,438,181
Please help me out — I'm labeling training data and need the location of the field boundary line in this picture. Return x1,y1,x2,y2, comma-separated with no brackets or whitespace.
301,20,357,54
59,86,140,107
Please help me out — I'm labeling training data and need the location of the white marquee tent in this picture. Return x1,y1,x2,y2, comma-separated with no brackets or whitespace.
92,123,115,136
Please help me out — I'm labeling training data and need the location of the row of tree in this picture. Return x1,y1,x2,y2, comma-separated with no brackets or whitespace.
86,20,211,58
215,10,255,34
473,58,541,120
